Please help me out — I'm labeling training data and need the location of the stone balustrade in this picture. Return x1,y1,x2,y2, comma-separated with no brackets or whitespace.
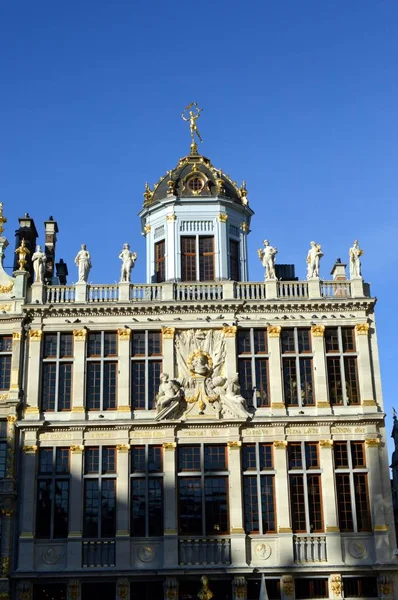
293,535,327,563
82,539,116,568
179,537,231,566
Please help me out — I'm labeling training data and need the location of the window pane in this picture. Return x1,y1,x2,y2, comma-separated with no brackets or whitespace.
336,474,353,531
148,479,163,535
351,442,366,468
148,362,161,409
132,362,145,409
325,328,339,352
178,446,200,471
307,475,323,532
36,480,52,537
243,445,256,470
199,236,215,281
155,240,166,283
237,331,251,355
56,449,69,474
131,479,146,536
87,333,102,357
204,477,228,534
148,332,161,356
305,443,319,469
238,359,253,404
0,442,6,478
59,334,73,358
334,443,349,469
354,474,371,532
0,355,11,390
132,333,146,357
327,357,343,405
39,449,54,474
343,577,378,598
260,444,273,470
43,334,57,358
131,447,146,473
102,448,116,474
204,445,227,471
83,480,99,537
53,480,69,538
290,475,306,532
255,358,269,407
283,358,297,406
58,363,72,410
148,446,163,472
87,363,101,410
243,476,259,533
261,475,276,532
296,579,328,599
0,336,12,353
181,237,197,282
104,333,117,357
254,329,267,354
297,329,311,353
103,363,117,410
342,328,356,352
344,357,359,405
178,477,202,535
85,448,99,474
101,479,116,537
288,444,302,470
229,239,240,281
281,329,295,353
299,358,314,405
42,363,56,411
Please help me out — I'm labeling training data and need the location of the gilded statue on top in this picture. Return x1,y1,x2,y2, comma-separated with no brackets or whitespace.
182,102,203,145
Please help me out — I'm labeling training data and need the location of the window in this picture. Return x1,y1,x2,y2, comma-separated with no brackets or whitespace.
155,240,166,283
187,176,204,193
237,329,270,407
180,236,215,282
342,577,378,598
0,335,12,390
288,442,323,533
83,447,116,538
36,448,70,538
131,331,162,410
325,327,359,405
334,442,371,532
242,443,276,534
295,579,328,599
229,239,240,281
42,333,73,411
86,332,117,411
131,445,163,537
281,329,314,406
178,444,229,535
247,580,281,600
0,420,7,479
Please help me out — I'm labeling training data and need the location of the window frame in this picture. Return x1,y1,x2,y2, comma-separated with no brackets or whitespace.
281,328,314,407
180,235,216,282
242,443,276,534
131,331,162,410
288,442,324,534
86,332,118,411
325,327,360,406
154,240,166,283
0,335,12,391
130,444,164,537
83,446,117,539
42,332,74,412
237,328,270,408
36,447,70,539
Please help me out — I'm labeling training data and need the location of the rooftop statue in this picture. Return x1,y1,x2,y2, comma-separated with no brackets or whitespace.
74,244,91,283
349,240,364,279
119,243,137,283
258,239,278,280
32,245,47,283
15,238,30,271
182,102,203,145
306,241,323,279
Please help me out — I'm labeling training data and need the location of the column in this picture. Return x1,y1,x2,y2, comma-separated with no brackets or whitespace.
16,581,33,600
164,577,178,600
273,441,293,563
67,580,81,600
228,441,246,566
267,327,284,412
163,442,178,568
223,326,237,378
117,579,130,600
10,331,23,404
18,446,38,571
240,223,249,281
162,328,175,377
365,438,391,561
24,329,42,417
355,324,376,408
71,329,87,418
166,213,177,281
320,440,341,563
116,444,130,570
0,508,13,578
217,213,228,279
310,326,330,410
117,329,131,415
67,445,84,570
232,577,247,600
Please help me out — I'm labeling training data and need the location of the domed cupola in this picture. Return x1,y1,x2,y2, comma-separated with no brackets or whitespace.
139,105,254,284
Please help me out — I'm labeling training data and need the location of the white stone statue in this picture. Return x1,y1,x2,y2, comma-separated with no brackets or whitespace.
74,244,92,283
118,244,137,283
219,373,250,418
32,245,47,283
306,241,323,279
156,373,182,412
349,240,364,279
257,239,278,280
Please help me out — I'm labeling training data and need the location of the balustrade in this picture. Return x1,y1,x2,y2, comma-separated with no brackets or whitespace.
235,282,267,300
179,537,231,566
45,285,76,303
82,539,116,568
130,284,163,301
320,281,351,298
87,285,119,302
293,535,327,562
175,283,223,301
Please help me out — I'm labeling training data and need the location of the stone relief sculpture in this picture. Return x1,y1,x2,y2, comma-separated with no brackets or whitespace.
156,329,251,421
257,239,277,280
32,245,47,283
74,244,91,283
306,241,323,279
119,243,137,282
349,240,363,278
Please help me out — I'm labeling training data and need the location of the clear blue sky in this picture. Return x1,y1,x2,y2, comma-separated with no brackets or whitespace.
0,1,397,441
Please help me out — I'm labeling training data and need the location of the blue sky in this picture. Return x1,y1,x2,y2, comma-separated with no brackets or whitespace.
0,2,397,441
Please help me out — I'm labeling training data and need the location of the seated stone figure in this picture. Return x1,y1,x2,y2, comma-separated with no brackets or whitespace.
219,373,250,418
156,373,182,412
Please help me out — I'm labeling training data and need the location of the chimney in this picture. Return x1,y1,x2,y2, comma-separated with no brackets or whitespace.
330,258,347,281
14,213,38,282
44,216,59,283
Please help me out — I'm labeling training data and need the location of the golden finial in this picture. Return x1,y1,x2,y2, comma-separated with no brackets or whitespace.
0,203,7,236
182,103,203,153
143,182,154,205
15,238,30,271
239,180,248,204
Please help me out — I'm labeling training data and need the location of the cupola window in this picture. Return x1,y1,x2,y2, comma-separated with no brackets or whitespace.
187,176,204,193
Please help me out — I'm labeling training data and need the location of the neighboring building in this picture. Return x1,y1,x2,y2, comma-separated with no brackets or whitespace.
0,132,396,600
390,413,398,541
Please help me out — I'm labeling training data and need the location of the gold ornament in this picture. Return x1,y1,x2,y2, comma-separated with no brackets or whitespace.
28,330,42,341
356,323,370,335
223,325,237,338
311,324,325,337
0,283,14,294
268,325,281,338
15,238,30,271
162,327,175,339
117,328,131,340
143,182,154,205
73,329,87,341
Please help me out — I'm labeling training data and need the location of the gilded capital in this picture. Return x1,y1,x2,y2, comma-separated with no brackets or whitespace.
163,442,177,450
12,331,21,340
7,415,17,424
268,325,281,338
162,327,175,340
273,440,287,449
70,445,84,453
241,222,249,233
117,328,131,340
23,445,38,454
365,438,380,447
73,329,87,341
143,224,151,235
218,213,228,223
166,213,177,222
28,330,42,342
319,439,333,448
356,323,370,335
116,444,130,453
227,441,241,449
311,324,325,337
223,325,237,338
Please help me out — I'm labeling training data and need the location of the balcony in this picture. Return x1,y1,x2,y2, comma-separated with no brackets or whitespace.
82,539,115,568
179,537,231,566
37,279,369,305
293,535,327,563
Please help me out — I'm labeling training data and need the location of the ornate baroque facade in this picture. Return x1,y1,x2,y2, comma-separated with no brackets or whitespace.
0,130,397,600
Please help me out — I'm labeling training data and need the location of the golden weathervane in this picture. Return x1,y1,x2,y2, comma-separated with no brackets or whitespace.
182,103,203,148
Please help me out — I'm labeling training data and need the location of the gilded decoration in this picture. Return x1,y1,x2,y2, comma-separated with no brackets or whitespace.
28,329,42,341
311,324,325,337
281,576,294,597
15,238,30,271
330,575,342,597
7,415,17,424
117,579,129,600
116,444,130,453
143,183,153,205
319,440,333,448
374,524,388,531
23,445,37,453
6,415,16,477
1,509,13,517
362,399,377,406
0,304,12,312
241,222,249,233
0,202,7,235
267,325,281,338
12,331,21,340
326,526,340,532
162,327,175,340
187,349,214,375
227,441,242,449
356,323,370,335
0,283,13,294
163,442,177,451
273,440,287,449
165,589,178,600
279,527,292,534
222,325,237,338
73,329,87,341
166,213,177,222
218,213,228,223
117,328,131,340
143,224,151,235
24,406,39,414
1,556,10,577
68,580,80,600
0,393,9,401
365,438,380,447
379,580,393,596
198,576,213,600
70,445,84,453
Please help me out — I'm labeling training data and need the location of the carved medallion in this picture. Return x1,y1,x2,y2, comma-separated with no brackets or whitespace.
348,540,366,558
138,545,155,562
255,542,272,560
42,547,63,565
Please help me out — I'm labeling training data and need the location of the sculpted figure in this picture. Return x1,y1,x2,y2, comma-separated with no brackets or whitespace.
32,245,47,283
15,238,30,271
190,352,211,377
74,244,91,283
198,576,213,600
119,244,137,283
306,241,323,279
257,239,278,280
181,103,203,144
349,240,363,278
156,373,182,412
219,373,249,417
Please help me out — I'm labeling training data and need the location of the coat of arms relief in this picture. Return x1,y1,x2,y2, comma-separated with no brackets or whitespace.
155,329,251,421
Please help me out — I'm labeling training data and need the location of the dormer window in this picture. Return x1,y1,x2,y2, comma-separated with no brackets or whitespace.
187,176,205,194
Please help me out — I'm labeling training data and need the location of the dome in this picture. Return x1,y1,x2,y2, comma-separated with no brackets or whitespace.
143,145,249,207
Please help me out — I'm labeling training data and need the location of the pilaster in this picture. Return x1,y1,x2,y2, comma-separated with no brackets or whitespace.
329,574,342,600
164,577,178,600
267,327,285,412
117,579,130,600
16,581,33,600
223,326,237,378
0,508,13,578
116,444,130,569
232,577,247,600
166,213,176,281
24,330,42,417
365,438,389,560
273,441,293,562
71,330,87,418
355,323,376,409
67,445,84,570
163,442,178,567
117,329,131,415
281,575,294,600
319,440,341,563
217,213,228,279
162,328,175,377
10,331,22,404
13,270,28,300
228,441,246,566
310,326,330,410
18,445,38,571
67,580,81,600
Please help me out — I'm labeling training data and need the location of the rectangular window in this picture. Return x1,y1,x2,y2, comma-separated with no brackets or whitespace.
181,236,216,282
242,443,276,534
83,447,116,538
229,239,240,281
334,442,371,532
178,444,229,536
131,331,162,410
181,237,197,282
0,335,12,391
86,332,117,411
281,329,314,406
342,577,378,598
130,445,164,537
326,327,360,405
288,442,323,533
237,329,270,407
199,236,215,281
36,447,70,538
155,240,166,283
295,579,328,599
41,333,73,411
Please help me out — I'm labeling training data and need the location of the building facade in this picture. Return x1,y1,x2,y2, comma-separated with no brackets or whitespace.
0,136,396,600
